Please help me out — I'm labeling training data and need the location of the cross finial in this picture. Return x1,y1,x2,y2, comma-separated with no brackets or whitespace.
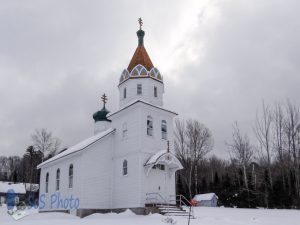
101,93,108,108
138,17,143,30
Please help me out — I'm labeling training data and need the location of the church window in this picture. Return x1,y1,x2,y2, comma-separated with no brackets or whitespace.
147,116,153,136
156,72,162,80
122,123,128,138
153,164,165,170
69,164,73,188
123,88,127,99
154,86,157,97
131,68,139,76
45,173,49,193
137,84,142,95
123,160,128,175
161,120,167,140
140,68,147,76
56,169,60,191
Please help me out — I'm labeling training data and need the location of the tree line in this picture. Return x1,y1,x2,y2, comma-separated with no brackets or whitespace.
175,100,300,208
0,128,61,185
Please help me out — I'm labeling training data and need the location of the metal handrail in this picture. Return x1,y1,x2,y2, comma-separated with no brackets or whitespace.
169,194,195,218
145,192,171,216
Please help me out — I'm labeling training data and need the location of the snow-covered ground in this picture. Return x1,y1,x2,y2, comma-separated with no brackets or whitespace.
1,205,300,225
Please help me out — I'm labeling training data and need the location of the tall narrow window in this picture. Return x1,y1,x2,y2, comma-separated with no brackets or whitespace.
161,120,167,140
45,173,49,193
69,164,73,188
122,123,128,138
56,169,60,191
137,84,142,95
123,160,128,175
147,116,153,136
123,88,127,99
154,86,157,97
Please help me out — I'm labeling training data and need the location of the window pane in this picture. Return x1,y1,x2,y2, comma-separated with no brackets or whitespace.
123,160,128,175
56,169,60,191
161,120,167,139
147,116,153,136
137,84,142,95
69,165,73,188
154,86,157,97
123,88,126,99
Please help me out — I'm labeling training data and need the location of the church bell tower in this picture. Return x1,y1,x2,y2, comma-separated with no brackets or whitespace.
118,18,165,109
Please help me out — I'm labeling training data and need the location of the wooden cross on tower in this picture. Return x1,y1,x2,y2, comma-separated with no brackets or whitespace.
101,93,108,108
138,17,143,30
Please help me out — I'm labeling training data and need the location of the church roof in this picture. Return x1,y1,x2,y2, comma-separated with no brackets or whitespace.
144,150,183,169
127,45,154,72
37,128,115,168
119,21,163,85
193,193,218,201
127,27,154,72
0,181,26,194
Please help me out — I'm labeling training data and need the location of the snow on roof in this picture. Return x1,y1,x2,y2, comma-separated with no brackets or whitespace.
108,100,177,118
145,150,168,165
37,128,115,168
24,183,39,192
0,182,26,194
144,150,183,169
193,193,218,201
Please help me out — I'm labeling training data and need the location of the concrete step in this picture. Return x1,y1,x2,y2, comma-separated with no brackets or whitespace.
156,204,178,208
164,212,191,217
159,208,185,211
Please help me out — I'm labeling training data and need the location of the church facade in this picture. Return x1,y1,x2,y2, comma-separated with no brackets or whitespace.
37,22,183,217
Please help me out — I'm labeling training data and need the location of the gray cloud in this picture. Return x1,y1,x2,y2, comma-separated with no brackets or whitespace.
0,0,299,158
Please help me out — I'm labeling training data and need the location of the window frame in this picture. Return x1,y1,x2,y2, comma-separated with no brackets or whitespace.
161,120,167,140
69,164,73,189
154,86,157,97
137,84,142,95
56,169,60,191
45,172,49,193
147,116,153,136
123,88,127,99
123,160,128,176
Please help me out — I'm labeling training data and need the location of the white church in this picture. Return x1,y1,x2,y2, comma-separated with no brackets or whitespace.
37,20,183,217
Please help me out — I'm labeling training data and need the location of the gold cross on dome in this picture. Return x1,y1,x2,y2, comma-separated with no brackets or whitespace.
101,93,108,107
138,18,143,30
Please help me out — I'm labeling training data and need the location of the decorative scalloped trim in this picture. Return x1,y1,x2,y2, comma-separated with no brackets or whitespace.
119,65,163,84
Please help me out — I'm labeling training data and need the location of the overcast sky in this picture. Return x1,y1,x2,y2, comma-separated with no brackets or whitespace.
0,0,299,158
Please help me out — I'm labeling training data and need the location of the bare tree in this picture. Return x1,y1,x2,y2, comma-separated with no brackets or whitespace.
284,100,300,197
31,128,61,162
175,118,213,198
273,102,288,192
228,121,253,192
253,101,273,189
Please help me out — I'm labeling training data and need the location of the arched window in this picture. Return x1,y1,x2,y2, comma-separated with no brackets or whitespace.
123,160,128,175
137,84,142,95
122,122,128,138
123,88,127,99
147,116,153,136
161,120,167,140
56,169,60,191
45,173,49,193
154,86,157,97
69,164,73,188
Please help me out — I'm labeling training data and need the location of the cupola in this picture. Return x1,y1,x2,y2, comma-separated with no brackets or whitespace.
93,94,111,134
119,18,163,85
118,19,165,109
